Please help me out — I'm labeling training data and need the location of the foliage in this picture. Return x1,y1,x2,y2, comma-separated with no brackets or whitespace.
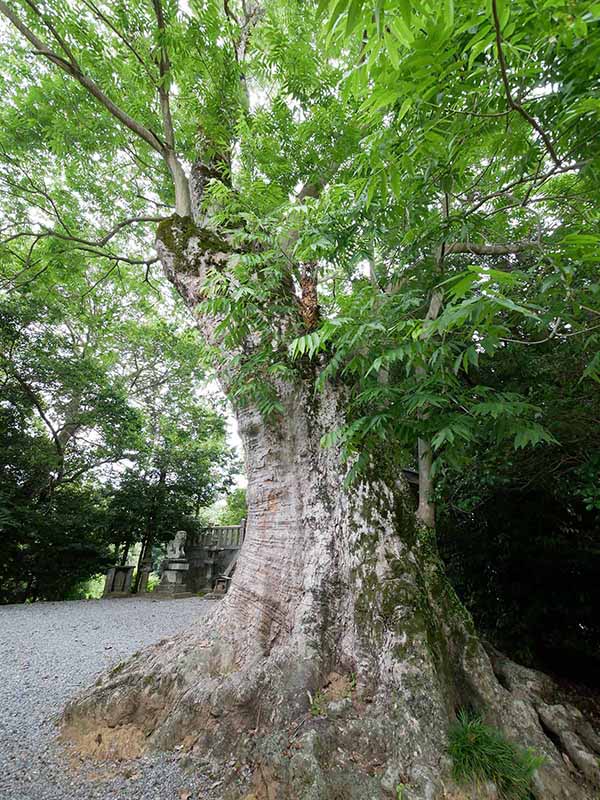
448,710,544,799
1,0,597,471
218,487,247,526
436,332,600,680
0,482,113,603
0,247,236,602
66,573,106,601
104,400,237,557
308,689,326,717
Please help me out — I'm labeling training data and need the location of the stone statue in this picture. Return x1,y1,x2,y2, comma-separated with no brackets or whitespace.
167,530,187,560
156,530,191,599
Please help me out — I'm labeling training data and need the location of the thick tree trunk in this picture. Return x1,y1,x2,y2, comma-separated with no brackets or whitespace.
61,216,600,800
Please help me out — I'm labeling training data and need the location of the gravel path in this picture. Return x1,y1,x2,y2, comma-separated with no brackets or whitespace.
0,597,223,800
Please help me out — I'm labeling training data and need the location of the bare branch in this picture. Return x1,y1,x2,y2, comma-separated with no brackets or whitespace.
0,165,74,234
581,305,600,318
501,319,600,346
62,244,159,266
80,261,119,297
463,161,586,217
1,215,164,253
58,214,164,247
491,0,560,166
445,240,538,256
94,215,165,246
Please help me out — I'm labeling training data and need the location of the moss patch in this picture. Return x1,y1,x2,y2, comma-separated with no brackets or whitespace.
156,214,230,274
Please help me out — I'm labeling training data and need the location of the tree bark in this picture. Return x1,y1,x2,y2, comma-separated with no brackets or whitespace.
61,215,600,800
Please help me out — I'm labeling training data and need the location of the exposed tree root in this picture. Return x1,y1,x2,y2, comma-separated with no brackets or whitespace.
62,606,600,800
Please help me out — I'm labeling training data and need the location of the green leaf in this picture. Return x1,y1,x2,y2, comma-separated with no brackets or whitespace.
397,97,413,121
345,0,364,35
442,0,454,30
389,15,414,45
384,29,401,69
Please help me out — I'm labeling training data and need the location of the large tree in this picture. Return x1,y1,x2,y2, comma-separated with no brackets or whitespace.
0,1,599,798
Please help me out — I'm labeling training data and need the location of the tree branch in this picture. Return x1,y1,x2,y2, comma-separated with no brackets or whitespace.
63,244,159,266
444,240,538,256
56,214,164,247
151,0,191,216
0,0,165,154
463,161,586,217
61,455,133,486
0,165,74,234
81,0,158,87
1,214,164,249
223,0,240,29
10,370,63,456
22,0,77,63
491,0,560,166
152,0,175,150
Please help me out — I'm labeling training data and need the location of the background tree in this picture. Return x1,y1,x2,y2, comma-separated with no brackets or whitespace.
0,246,236,602
436,332,600,683
106,396,237,576
217,486,247,525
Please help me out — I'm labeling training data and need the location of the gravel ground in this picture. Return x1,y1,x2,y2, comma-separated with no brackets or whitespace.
0,596,225,800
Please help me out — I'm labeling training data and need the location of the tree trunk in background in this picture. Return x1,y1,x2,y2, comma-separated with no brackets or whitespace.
119,538,131,566
132,534,150,593
133,471,165,592
61,215,600,800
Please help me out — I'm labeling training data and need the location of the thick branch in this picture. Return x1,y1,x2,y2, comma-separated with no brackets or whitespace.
150,0,191,216
152,0,175,149
1,0,192,216
1,214,164,248
0,216,162,276
64,245,158,266
0,0,165,154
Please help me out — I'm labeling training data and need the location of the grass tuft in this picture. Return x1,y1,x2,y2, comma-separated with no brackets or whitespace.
448,710,544,799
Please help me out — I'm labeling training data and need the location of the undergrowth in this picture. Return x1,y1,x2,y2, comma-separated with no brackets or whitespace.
448,710,544,799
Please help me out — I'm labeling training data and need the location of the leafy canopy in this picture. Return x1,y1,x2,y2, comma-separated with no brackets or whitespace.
0,0,598,479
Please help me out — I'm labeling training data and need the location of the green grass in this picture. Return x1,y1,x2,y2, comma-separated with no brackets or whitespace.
448,710,544,800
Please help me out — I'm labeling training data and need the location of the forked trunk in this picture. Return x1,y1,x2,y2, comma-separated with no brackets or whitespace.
62,217,600,800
